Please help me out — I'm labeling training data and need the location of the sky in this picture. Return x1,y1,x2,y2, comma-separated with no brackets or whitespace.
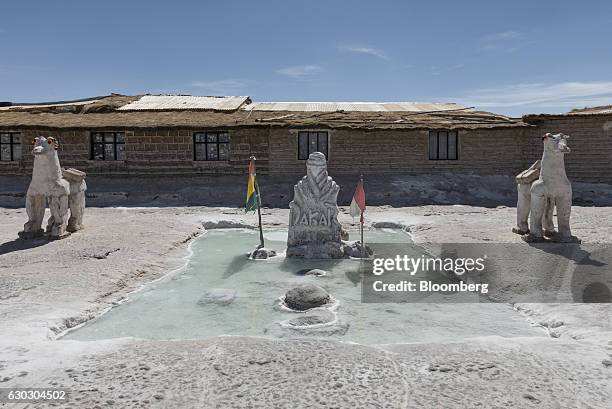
1,0,612,116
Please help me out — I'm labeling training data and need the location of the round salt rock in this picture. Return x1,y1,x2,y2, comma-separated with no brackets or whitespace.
296,268,327,277
249,247,277,259
342,241,373,258
284,284,330,311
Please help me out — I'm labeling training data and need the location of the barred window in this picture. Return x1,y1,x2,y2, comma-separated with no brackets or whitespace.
0,132,21,161
193,132,230,161
298,131,328,160
91,132,126,160
429,131,458,160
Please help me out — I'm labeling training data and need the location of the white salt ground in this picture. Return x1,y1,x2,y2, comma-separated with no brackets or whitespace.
1,205,611,408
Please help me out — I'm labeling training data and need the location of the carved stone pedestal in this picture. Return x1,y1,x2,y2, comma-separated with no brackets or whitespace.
63,168,87,232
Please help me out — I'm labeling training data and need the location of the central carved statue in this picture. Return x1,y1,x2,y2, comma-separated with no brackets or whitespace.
287,152,344,258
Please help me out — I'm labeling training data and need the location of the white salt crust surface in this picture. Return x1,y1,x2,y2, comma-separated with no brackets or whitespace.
1,205,611,408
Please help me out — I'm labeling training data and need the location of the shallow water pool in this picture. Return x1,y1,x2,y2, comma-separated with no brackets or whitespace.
64,229,544,344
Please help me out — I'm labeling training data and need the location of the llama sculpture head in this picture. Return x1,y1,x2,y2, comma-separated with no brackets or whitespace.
30,136,66,191
542,133,571,155
32,136,58,156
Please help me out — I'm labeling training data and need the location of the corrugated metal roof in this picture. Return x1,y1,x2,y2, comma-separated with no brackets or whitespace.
117,95,250,111
242,101,468,112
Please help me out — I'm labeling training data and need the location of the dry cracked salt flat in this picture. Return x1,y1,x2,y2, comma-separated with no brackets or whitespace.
1,205,612,408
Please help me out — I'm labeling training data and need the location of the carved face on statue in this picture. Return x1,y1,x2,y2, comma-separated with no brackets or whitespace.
543,133,571,155
306,152,328,181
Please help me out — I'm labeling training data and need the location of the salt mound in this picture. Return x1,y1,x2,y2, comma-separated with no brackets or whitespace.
265,307,349,338
197,288,236,306
202,220,255,229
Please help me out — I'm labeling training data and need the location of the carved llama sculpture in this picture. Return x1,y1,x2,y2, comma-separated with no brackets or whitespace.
18,136,87,239
521,133,578,243
512,160,555,236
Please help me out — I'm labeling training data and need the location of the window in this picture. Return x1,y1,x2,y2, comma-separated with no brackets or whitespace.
298,131,328,160
429,131,458,160
91,132,126,160
0,132,21,161
193,131,230,161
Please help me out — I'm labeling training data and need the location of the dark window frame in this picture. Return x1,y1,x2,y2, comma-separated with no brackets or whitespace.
428,130,458,160
297,131,329,160
193,131,230,161
90,131,126,161
0,132,22,162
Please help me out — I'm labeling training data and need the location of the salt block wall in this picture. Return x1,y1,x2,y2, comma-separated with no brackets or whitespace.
0,128,270,176
0,129,75,175
267,127,529,177
523,115,612,184
119,127,269,175
1,115,611,184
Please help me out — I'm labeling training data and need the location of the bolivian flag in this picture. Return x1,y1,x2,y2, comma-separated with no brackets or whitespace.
245,158,258,212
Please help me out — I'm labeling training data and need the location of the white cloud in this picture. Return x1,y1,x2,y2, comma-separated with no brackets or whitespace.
276,65,323,79
190,79,248,94
430,63,465,76
340,46,388,60
459,81,612,109
480,30,528,53
482,31,522,42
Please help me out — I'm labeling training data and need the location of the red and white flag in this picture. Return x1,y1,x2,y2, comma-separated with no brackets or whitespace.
349,176,366,223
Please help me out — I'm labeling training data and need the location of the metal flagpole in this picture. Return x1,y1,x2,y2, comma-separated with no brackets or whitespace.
252,156,265,249
360,218,364,258
360,174,365,259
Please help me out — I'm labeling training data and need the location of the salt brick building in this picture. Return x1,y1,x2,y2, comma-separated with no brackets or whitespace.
0,94,610,184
